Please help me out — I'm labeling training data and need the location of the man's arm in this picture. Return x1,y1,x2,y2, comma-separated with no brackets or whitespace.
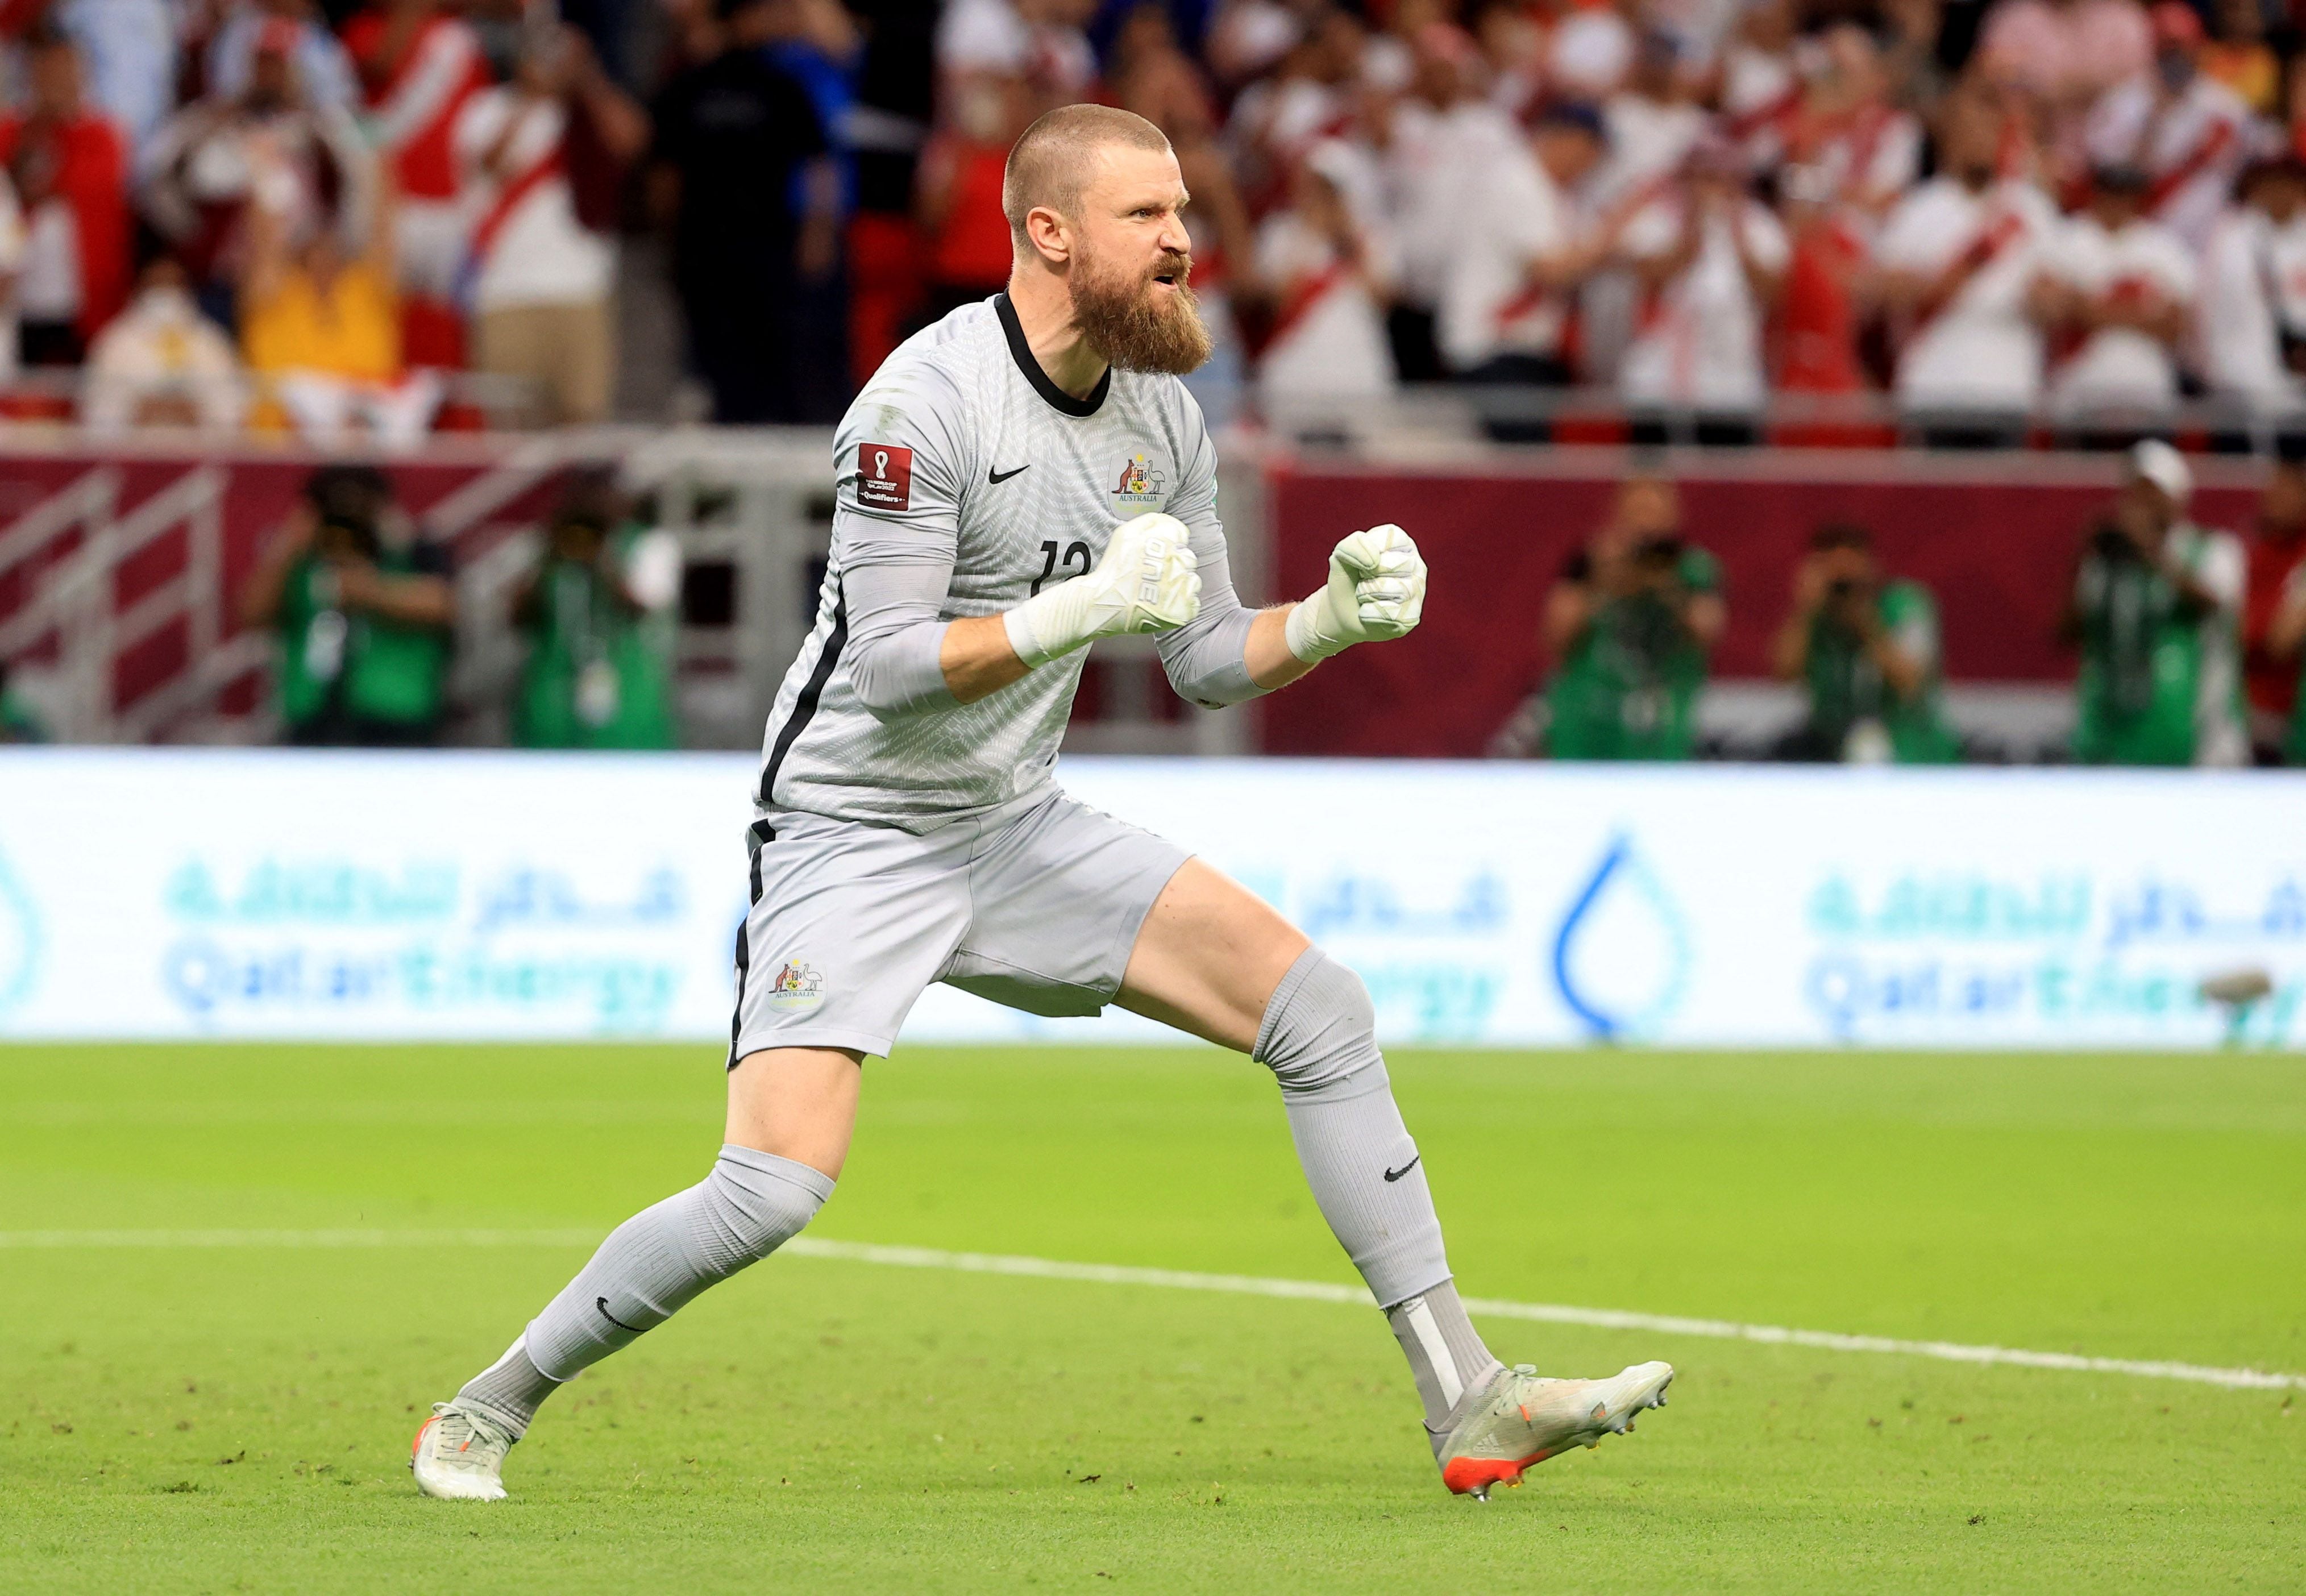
339,556,456,629
843,511,1201,717
238,507,317,628
1154,529,1312,708
1770,559,1821,681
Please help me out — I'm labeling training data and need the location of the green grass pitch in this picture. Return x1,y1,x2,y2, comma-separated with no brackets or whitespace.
2,1042,2301,1592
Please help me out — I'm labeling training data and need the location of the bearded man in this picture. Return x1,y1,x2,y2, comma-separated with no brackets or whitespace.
410,104,1674,1504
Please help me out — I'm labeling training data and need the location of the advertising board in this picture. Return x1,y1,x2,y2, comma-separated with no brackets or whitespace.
1,751,2297,1049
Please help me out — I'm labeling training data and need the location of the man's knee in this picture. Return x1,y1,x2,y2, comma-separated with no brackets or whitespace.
691,1145,835,1278
1252,947,1386,1100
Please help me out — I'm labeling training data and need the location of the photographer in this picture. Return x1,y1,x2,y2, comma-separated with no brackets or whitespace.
1770,524,1958,763
508,471,680,750
238,464,456,746
1541,476,1726,760
2063,441,2247,766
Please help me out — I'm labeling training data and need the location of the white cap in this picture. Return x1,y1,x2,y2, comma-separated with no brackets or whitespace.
2129,439,2193,505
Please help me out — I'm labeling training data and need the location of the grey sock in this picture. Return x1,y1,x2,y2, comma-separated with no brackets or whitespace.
1256,948,1497,1408
457,1336,558,1437
1386,1281,1507,1443
471,1145,834,1430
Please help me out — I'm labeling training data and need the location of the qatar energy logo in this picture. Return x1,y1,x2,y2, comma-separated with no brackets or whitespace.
1549,833,1692,1041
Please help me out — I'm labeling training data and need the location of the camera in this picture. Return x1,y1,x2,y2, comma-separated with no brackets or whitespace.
2089,521,2141,562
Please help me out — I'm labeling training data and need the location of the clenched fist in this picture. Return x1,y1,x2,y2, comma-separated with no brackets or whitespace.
1283,523,1427,663
1004,512,1202,666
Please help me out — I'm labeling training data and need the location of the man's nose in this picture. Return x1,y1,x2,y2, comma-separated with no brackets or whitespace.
1154,211,1191,256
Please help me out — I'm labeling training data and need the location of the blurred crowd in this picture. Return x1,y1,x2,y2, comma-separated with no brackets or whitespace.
16,0,2306,439
1494,440,2306,764
0,0,836,439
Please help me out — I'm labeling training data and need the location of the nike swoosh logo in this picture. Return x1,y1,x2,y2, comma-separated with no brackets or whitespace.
596,1296,646,1333
1383,1156,1420,1183
988,464,1031,484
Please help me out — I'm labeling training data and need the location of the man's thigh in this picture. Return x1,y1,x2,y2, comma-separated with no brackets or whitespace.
941,795,1191,1019
731,812,973,1062
1115,859,1309,1053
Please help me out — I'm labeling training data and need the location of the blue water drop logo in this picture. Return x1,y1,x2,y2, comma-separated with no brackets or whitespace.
0,844,41,1020
1549,833,1692,1041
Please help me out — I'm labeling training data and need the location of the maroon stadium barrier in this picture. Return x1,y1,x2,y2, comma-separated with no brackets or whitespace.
0,439,576,737
1260,449,2267,758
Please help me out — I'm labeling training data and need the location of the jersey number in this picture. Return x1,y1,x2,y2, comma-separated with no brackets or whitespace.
1030,540,1092,596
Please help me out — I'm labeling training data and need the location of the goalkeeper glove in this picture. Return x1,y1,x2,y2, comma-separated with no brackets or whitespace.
1004,512,1201,667
1284,523,1427,663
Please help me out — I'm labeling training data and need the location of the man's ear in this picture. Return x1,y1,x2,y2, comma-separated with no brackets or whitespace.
1024,205,1073,268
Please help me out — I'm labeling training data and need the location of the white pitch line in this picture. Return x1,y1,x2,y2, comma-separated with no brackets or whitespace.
3,1229,2296,1394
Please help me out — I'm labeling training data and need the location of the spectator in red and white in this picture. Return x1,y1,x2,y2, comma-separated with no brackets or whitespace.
0,25,131,367
1769,23,1923,218
1228,7,1368,205
1248,138,1397,413
53,0,178,149
1465,0,1547,120
2196,155,2306,412
81,251,246,431
1437,101,1611,388
937,0,1098,107
2083,1,2258,254
1381,22,1521,381
1205,0,1310,92
453,20,647,426
139,19,371,331
1773,160,1873,404
1615,132,1789,430
342,0,492,367
1976,0,2150,124
206,0,361,115
1594,28,1708,210
1718,0,1801,150
1872,83,2061,439
2037,163,2196,429
1580,26,1710,384
1547,0,1638,102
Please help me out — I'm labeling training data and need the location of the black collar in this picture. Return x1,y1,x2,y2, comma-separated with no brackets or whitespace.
995,292,1110,418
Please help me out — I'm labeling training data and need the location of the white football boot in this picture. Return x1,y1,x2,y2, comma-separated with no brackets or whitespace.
410,1400,514,1501
1436,1360,1675,1498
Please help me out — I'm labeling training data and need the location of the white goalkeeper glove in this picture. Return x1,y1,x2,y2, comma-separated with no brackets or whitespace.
1004,511,1201,667
1283,523,1427,663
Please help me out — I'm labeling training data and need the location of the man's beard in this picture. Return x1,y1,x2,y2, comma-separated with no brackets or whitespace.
1071,243,1212,376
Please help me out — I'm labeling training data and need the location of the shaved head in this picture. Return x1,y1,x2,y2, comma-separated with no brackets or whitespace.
1002,103,1173,243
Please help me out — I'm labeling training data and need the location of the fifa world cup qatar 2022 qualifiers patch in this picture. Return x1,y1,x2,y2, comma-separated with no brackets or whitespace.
857,444,913,511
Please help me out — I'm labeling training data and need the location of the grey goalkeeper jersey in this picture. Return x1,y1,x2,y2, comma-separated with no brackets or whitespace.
754,295,1258,832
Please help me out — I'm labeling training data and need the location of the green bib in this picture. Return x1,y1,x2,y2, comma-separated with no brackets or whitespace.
1546,547,1719,762
512,533,678,751
277,550,451,733
2072,545,2206,767
1803,580,1959,764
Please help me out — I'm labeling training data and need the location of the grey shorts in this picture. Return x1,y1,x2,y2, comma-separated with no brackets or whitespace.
728,790,1191,1062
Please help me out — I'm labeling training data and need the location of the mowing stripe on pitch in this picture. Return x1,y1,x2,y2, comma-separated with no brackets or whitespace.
3,1229,2296,1394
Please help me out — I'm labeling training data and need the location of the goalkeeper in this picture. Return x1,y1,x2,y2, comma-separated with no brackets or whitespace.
413,103,1672,1504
